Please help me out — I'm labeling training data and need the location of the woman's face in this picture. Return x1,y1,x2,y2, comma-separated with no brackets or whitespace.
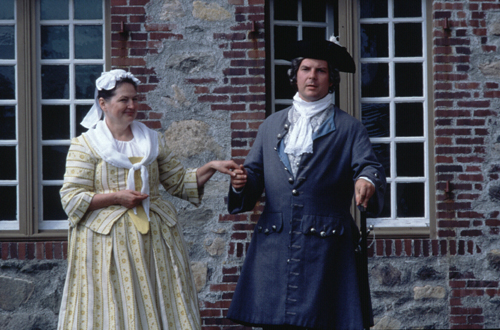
100,82,138,128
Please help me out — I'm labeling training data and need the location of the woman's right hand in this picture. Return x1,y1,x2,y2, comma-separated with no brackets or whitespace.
115,190,149,208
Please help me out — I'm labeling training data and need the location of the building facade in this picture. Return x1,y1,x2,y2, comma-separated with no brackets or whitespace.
1,0,500,329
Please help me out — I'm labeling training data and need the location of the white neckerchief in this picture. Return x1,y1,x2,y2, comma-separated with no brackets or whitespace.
84,120,159,221
284,92,333,157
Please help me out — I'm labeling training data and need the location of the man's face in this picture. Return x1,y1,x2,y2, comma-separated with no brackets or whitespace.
296,58,332,102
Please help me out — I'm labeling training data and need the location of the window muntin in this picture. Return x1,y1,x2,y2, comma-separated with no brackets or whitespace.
359,0,429,229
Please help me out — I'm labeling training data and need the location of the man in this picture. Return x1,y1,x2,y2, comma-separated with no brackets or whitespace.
227,39,386,330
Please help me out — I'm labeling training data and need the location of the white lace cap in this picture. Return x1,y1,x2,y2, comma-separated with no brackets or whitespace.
80,69,140,129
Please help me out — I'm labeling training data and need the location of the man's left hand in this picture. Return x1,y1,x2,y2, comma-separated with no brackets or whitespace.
355,178,375,209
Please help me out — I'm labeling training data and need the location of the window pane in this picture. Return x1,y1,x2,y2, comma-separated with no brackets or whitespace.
396,142,424,177
41,0,69,20
362,103,389,138
274,0,297,21
397,182,424,217
361,63,389,97
0,65,15,99
360,24,388,58
360,0,387,19
372,143,390,178
0,26,15,59
74,0,103,19
396,103,423,137
0,146,16,180
75,25,103,59
42,105,70,140
395,23,422,57
274,26,298,60
42,145,69,180
0,106,16,139
394,0,422,18
0,0,14,19
275,104,290,112
302,0,326,22
75,65,102,99
0,186,16,220
275,64,294,100
303,27,327,43
380,188,391,218
42,65,69,99
43,185,67,220
395,62,423,96
76,105,91,136
41,26,69,59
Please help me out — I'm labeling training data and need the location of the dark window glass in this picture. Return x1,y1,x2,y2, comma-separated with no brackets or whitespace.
394,0,422,18
75,65,103,99
395,23,422,57
395,62,423,96
396,103,423,137
0,146,16,180
0,186,16,220
274,26,298,60
372,143,391,178
76,105,91,136
42,105,70,140
360,24,388,58
303,27,327,43
0,0,15,20
274,0,298,21
41,26,69,59
74,0,102,19
302,0,326,22
43,185,67,220
275,64,294,100
397,182,424,217
379,188,391,218
396,142,424,177
0,65,15,99
42,65,69,99
362,103,389,138
40,0,69,20
0,26,15,59
75,25,103,59
42,145,69,180
275,103,291,112
361,63,389,97
360,0,388,18
0,106,16,139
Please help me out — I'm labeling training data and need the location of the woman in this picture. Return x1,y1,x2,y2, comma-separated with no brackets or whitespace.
57,69,239,330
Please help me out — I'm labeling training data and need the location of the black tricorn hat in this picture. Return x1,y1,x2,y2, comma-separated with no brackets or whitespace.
287,39,356,73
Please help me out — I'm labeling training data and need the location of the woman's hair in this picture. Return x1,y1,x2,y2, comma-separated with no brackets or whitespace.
97,77,138,101
287,57,341,94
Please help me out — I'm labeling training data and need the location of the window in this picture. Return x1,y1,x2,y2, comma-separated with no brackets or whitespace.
266,0,433,236
0,0,109,239
358,0,433,235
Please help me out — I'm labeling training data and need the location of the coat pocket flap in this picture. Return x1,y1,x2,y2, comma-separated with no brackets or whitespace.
256,212,283,235
302,215,344,237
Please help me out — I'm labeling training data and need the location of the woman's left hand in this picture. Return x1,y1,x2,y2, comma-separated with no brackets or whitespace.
196,160,241,187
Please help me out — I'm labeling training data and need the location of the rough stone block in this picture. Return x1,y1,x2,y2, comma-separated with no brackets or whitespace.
0,276,35,311
413,285,446,300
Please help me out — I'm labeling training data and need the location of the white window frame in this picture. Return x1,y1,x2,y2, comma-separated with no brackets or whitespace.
357,0,434,236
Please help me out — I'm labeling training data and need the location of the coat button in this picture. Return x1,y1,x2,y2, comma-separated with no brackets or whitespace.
332,229,336,235
292,189,299,196
320,231,326,237
375,173,379,178
274,147,277,151
288,177,294,184
277,133,282,139
310,228,316,233
284,124,289,130
287,259,290,263
258,226,263,232
265,228,270,234
284,167,288,172
272,225,277,231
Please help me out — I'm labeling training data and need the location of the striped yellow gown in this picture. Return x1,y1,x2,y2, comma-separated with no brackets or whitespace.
58,132,202,330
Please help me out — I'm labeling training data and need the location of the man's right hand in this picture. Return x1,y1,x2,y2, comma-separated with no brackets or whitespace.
231,164,248,190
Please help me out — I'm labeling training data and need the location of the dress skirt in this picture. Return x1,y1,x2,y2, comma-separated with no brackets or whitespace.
57,211,201,330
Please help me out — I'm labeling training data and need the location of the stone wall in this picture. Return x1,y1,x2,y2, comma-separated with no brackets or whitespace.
4,0,500,329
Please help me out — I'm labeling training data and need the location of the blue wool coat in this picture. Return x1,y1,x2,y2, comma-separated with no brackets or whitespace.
227,105,386,330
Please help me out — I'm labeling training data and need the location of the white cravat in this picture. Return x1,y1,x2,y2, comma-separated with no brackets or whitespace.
284,92,333,157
